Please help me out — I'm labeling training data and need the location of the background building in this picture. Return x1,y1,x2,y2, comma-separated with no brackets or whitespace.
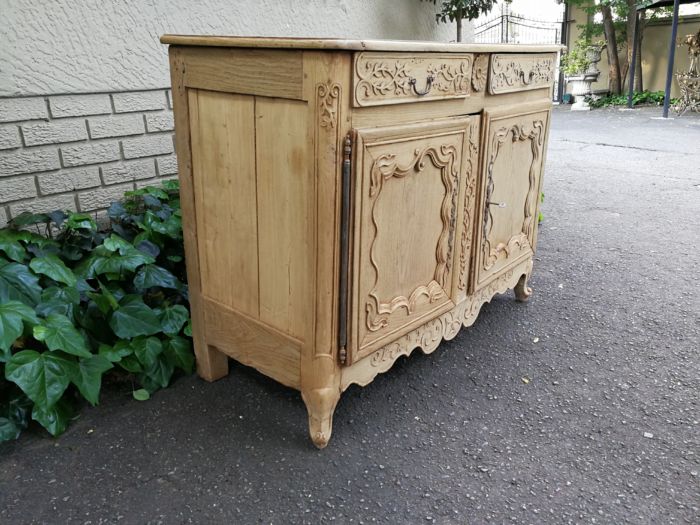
565,2,700,96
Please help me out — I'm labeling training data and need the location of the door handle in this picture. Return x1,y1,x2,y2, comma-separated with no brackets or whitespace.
487,201,507,208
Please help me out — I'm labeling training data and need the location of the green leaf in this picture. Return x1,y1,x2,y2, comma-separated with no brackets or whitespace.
33,314,92,358
184,319,192,337
159,305,189,335
133,264,181,291
132,388,150,401
140,354,174,391
70,354,113,405
87,279,120,315
5,350,75,408
109,296,161,338
65,213,97,232
0,230,27,262
36,286,80,319
103,234,133,254
132,336,163,369
29,254,76,287
77,245,155,279
0,262,41,305
0,300,40,355
6,393,33,431
31,398,73,437
118,354,143,373
9,211,50,228
164,335,194,374
0,417,21,441
98,341,133,363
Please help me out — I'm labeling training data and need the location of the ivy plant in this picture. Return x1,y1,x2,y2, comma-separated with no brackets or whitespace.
0,180,195,442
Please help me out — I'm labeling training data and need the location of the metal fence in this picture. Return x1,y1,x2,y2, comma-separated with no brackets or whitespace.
474,14,564,100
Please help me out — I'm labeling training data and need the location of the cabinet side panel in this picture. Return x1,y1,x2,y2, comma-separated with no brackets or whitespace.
189,89,260,316
255,98,311,340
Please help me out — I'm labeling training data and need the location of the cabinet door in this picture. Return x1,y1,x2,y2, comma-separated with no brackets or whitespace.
348,117,474,363
472,102,550,292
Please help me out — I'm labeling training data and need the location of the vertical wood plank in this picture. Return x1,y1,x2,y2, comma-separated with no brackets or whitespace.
168,47,228,380
255,97,311,339
189,89,260,317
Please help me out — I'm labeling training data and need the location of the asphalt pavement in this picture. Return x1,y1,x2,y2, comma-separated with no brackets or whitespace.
1,106,699,524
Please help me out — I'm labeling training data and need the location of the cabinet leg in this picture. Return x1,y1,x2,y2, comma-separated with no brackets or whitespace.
195,344,229,382
301,387,340,449
514,273,533,302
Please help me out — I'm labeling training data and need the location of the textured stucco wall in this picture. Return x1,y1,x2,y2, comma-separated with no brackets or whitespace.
1,0,462,96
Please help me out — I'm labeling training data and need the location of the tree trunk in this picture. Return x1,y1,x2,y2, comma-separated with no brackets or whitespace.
602,5,622,94
456,14,463,42
636,11,645,91
625,0,636,91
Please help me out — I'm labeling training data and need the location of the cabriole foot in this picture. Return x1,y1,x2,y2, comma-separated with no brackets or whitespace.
514,274,533,303
301,387,340,449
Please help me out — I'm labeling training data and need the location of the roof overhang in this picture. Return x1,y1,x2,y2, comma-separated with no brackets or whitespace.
637,0,697,11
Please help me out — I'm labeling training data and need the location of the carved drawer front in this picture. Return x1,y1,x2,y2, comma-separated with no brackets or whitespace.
472,103,550,292
488,53,557,95
353,52,474,107
349,117,474,364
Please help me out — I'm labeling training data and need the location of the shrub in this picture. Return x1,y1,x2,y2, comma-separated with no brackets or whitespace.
0,180,194,442
587,90,676,108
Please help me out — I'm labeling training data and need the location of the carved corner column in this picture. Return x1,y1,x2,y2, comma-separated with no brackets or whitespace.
300,52,352,449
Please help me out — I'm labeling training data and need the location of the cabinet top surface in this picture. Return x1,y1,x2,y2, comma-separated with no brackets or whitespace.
160,35,563,53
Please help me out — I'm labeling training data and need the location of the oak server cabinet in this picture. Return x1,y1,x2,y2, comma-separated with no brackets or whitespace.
162,36,559,448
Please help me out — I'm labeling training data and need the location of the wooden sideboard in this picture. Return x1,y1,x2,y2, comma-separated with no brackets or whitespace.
162,36,560,448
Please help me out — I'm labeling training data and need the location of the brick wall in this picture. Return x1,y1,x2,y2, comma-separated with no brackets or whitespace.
0,89,178,227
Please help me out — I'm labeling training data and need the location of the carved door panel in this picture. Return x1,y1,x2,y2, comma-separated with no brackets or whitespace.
348,117,475,364
472,102,550,292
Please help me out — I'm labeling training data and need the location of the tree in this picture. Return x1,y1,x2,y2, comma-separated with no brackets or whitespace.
601,2,623,93
567,0,673,94
423,0,511,42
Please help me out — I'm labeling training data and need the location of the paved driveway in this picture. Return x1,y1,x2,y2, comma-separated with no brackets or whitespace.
1,107,699,524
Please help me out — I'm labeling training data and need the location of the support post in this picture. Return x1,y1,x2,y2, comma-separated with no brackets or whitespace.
663,0,681,118
627,11,641,108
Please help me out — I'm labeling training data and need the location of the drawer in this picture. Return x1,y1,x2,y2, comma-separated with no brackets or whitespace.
352,52,474,107
488,53,557,95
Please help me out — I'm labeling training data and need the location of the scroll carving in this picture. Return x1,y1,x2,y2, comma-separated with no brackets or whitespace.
471,54,489,92
481,120,544,272
366,144,460,332
458,119,480,291
489,54,555,94
313,80,342,359
317,82,341,129
354,53,473,106
367,263,528,369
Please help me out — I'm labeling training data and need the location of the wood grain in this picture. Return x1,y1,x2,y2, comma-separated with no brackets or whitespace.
472,101,551,293
166,43,555,448
162,35,563,54
203,298,301,390
168,48,228,381
349,118,471,362
181,47,304,100
189,89,260,317
255,97,311,340
353,52,473,107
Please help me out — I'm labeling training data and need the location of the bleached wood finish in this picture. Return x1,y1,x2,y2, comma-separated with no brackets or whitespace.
488,54,557,95
353,53,473,106
165,37,555,449
161,35,563,54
